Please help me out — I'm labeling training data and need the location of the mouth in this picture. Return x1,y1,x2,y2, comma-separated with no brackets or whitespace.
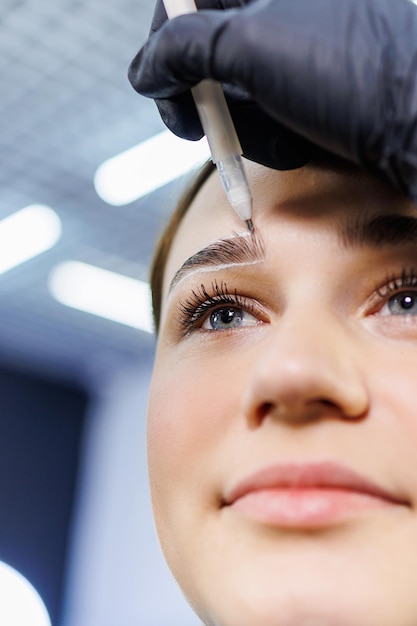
222,461,410,529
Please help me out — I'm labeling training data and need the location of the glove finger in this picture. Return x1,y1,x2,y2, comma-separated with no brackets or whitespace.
129,12,232,98
155,93,204,140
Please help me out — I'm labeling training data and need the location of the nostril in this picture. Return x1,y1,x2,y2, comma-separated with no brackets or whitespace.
256,402,275,423
254,398,342,426
318,398,337,408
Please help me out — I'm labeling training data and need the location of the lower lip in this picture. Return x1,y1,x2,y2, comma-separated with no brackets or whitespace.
229,488,394,528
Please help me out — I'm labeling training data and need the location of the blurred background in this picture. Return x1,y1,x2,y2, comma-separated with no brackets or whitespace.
0,0,205,624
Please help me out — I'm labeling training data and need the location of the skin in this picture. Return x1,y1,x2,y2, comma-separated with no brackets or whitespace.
147,161,417,626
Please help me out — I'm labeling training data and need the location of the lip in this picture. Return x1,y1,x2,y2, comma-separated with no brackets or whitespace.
222,461,409,529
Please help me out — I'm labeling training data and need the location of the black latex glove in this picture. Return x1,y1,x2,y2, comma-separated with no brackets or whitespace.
129,0,417,200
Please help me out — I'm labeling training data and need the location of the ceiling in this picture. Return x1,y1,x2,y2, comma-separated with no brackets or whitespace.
0,0,183,385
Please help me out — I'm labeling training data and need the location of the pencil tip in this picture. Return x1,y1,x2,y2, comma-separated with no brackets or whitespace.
246,219,254,233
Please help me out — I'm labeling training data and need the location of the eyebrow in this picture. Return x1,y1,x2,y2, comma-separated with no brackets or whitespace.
169,232,265,292
169,212,417,293
340,213,417,248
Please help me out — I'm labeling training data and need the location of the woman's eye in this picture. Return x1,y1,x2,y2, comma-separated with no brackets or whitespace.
201,306,258,331
380,291,417,316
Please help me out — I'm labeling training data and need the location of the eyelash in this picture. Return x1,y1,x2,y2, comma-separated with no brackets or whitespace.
375,267,417,299
178,280,255,334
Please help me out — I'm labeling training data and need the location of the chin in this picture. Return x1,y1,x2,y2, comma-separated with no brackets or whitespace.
193,593,390,626
162,512,417,626
183,560,413,626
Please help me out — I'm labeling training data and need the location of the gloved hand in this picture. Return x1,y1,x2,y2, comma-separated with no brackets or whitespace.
128,0,417,200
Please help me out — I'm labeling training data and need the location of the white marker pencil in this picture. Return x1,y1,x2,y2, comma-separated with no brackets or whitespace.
162,0,254,232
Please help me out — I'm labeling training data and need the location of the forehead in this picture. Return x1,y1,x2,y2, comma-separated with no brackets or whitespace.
163,160,415,297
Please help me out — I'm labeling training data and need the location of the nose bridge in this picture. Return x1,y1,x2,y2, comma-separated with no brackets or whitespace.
242,302,368,424
261,305,345,393
274,304,345,374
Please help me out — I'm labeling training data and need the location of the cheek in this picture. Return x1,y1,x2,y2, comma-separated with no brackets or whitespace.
146,353,243,516
382,360,417,438
367,345,417,475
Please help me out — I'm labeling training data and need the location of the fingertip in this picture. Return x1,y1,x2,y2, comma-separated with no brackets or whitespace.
156,96,204,140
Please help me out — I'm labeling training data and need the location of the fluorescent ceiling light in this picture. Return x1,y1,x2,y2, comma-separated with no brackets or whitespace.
94,130,210,206
0,561,51,626
49,261,153,333
0,205,61,275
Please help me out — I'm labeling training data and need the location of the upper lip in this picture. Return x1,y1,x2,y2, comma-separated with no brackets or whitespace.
223,461,410,507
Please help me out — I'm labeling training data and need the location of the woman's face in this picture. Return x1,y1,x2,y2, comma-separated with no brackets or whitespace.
148,161,417,626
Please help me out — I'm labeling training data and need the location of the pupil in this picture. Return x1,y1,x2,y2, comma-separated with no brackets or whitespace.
219,308,235,324
401,294,414,309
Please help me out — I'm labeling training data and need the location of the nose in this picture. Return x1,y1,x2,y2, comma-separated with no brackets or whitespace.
241,308,369,426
